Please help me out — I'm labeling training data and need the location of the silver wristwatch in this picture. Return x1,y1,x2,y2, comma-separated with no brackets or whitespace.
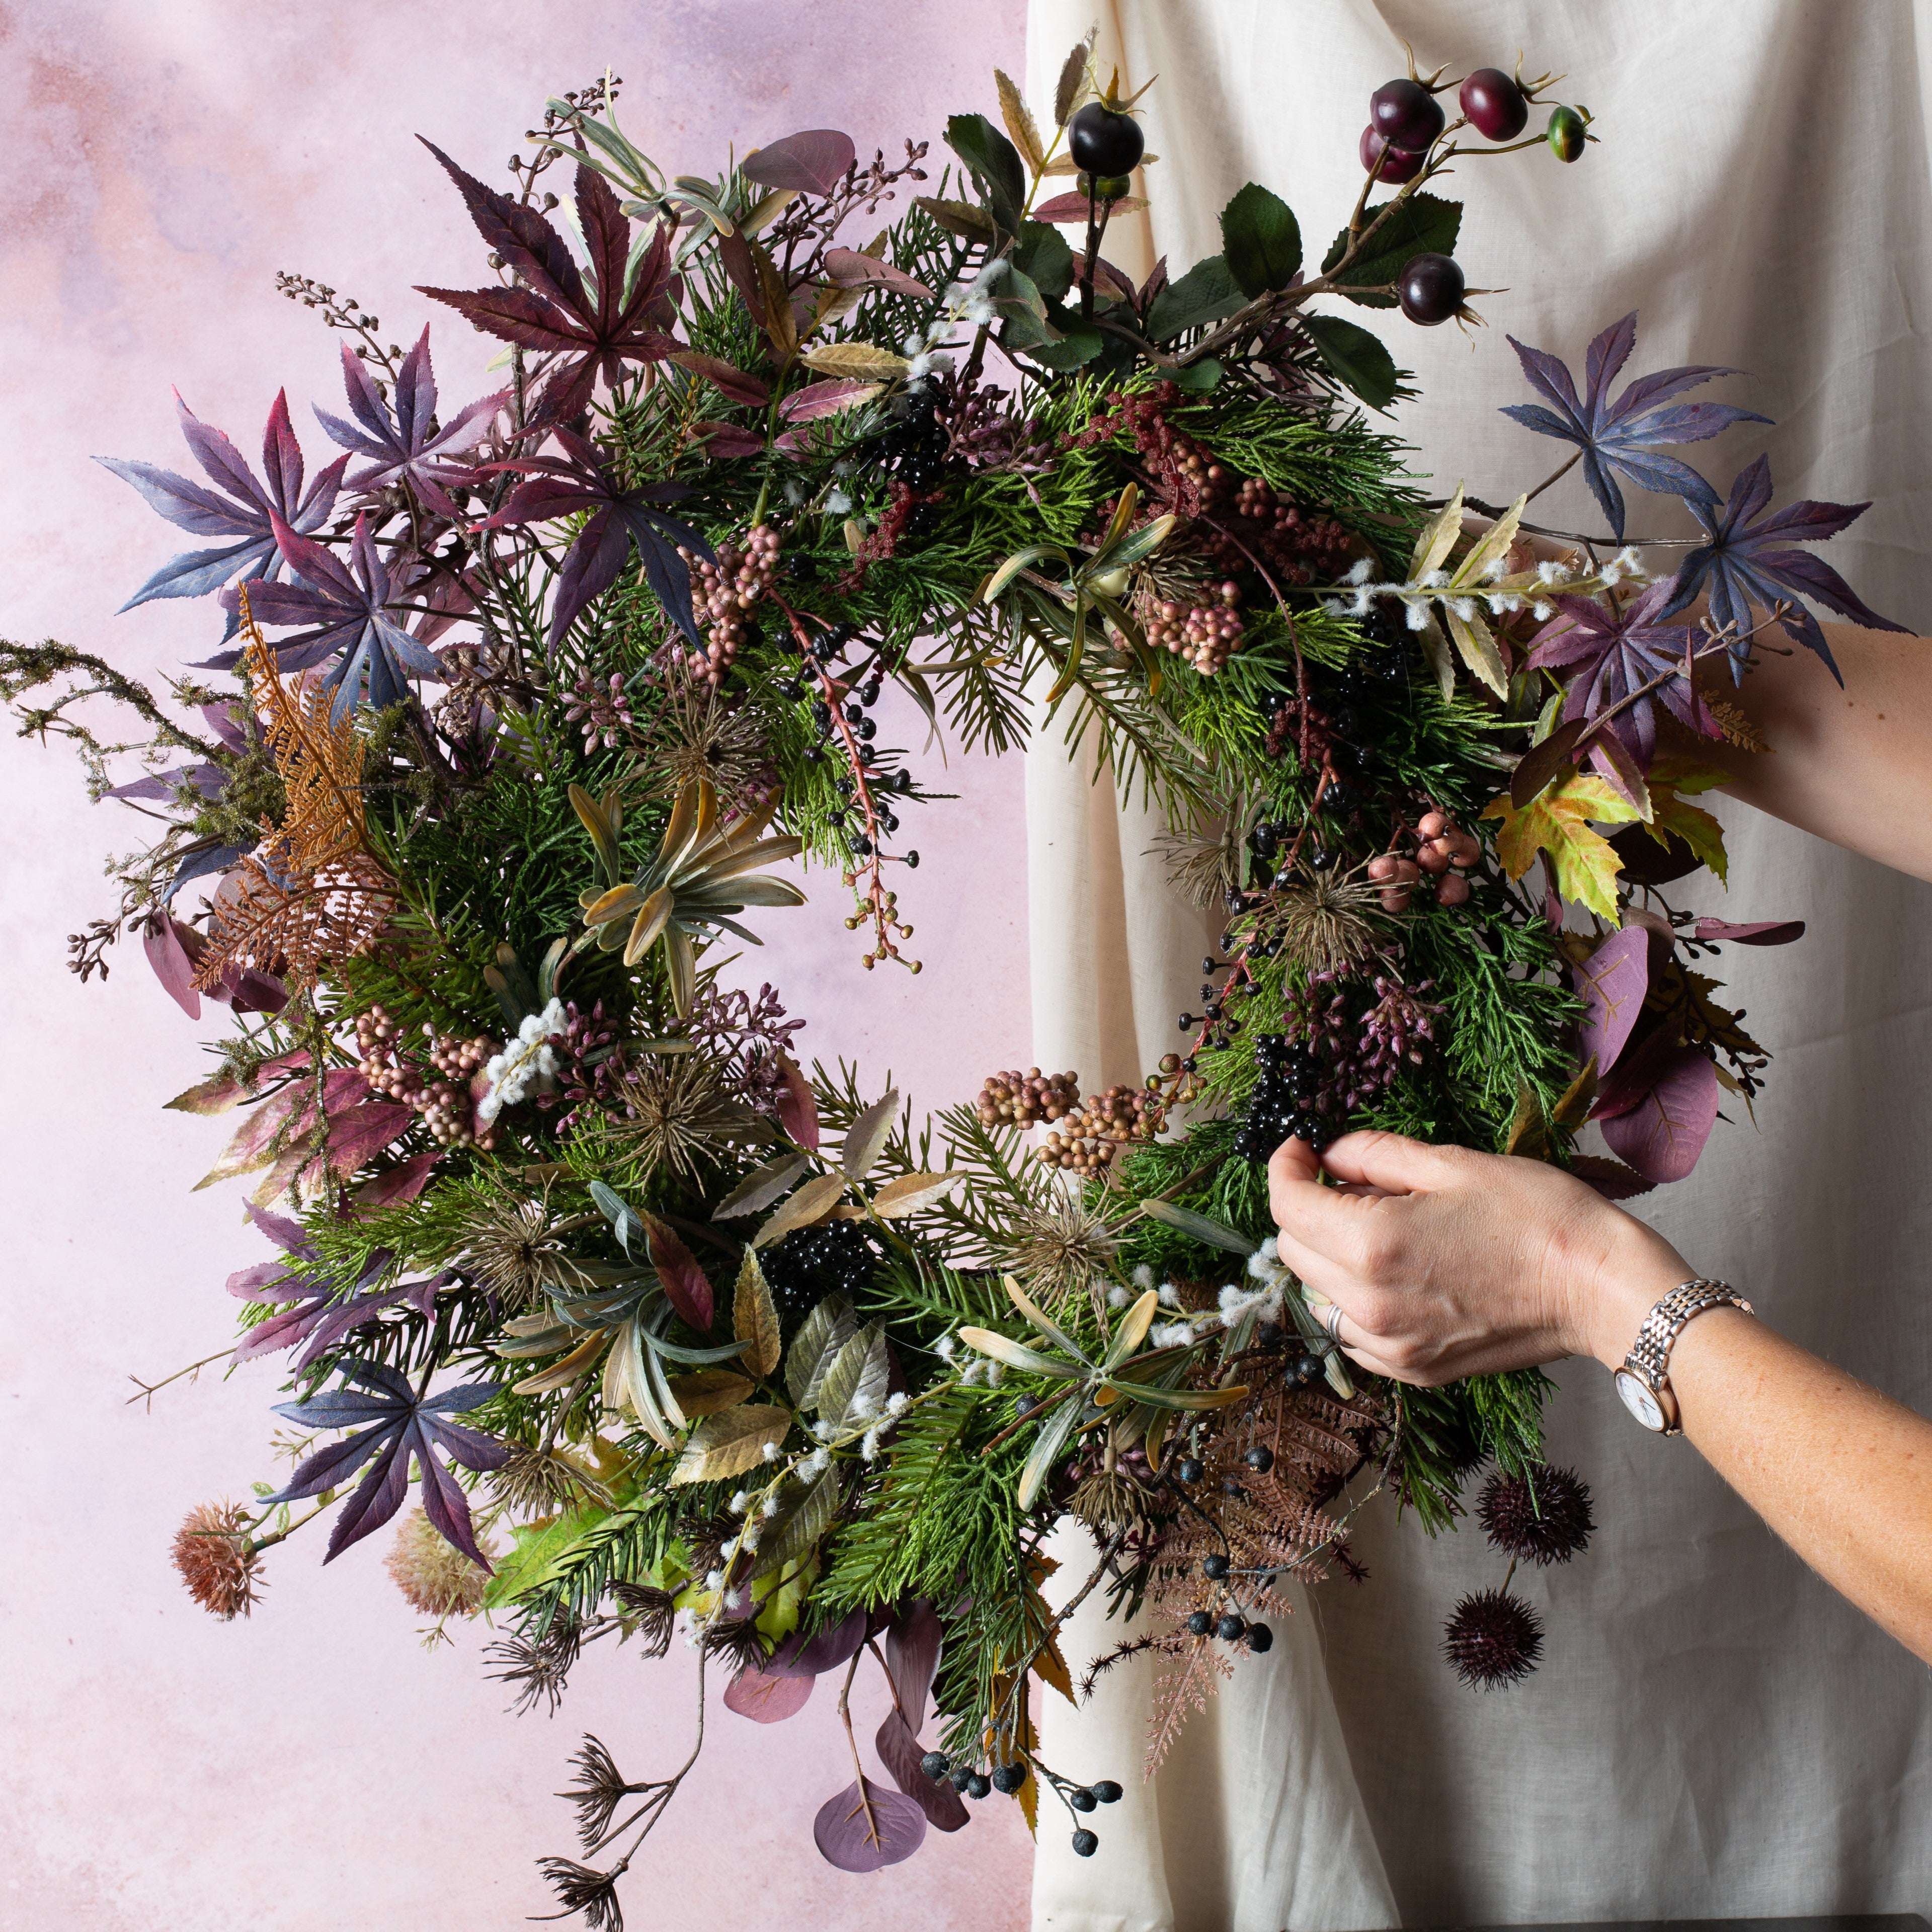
1613,1278,1754,1434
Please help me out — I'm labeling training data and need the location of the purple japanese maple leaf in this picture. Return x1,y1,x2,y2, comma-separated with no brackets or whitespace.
1500,312,1768,541
228,1204,438,1368
218,511,441,721
1660,453,1908,682
97,390,348,615
416,142,680,428
1524,577,1712,771
267,1358,508,1565
313,326,507,517
478,427,710,649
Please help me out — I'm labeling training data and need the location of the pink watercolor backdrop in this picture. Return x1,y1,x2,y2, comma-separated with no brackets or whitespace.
0,4,1035,1926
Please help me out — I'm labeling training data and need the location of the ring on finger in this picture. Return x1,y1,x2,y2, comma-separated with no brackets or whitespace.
1320,1302,1347,1345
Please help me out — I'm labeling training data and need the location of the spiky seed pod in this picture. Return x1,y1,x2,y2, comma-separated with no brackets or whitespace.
608,1582,678,1658
1000,1190,1121,1310
1477,1465,1595,1566
1266,870,1383,976
453,1194,575,1309
615,1053,758,1178
491,1441,611,1518
171,1501,265,1620
384,1506,492,1617
1442,1587,1544,1688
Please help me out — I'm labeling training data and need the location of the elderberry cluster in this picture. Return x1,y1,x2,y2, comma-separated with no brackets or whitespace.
759,1218,879,1322
1232,1032,1331,1163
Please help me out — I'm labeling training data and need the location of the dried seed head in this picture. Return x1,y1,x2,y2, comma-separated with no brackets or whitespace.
384,1506,492,1617
171,1501,265,1620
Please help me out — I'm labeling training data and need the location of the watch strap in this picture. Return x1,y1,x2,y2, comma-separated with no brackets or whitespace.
1620,1278,1754,1435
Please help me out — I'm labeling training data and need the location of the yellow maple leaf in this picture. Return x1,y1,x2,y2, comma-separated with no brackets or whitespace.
1481,771,1641,920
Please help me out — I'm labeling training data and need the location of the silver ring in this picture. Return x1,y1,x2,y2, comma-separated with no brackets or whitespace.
1320,1302,1347,1345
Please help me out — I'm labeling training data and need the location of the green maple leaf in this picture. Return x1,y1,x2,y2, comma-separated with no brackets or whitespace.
1638,756,1730,883
1482,772,1641,919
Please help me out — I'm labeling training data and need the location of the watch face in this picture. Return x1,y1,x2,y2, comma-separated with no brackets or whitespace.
1615,1369,1666,1432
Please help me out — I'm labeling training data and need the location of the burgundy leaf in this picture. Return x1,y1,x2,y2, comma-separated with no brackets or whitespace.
777,378,886,425
668,351,770,407
641,1213,713,1329
690,421,767,460
771,1606,868,1676
1574,927,1650,1079
1035,190,1148,221
875,1711,970,1830
1508,716,1586,810
743,130,858,197
821,248,937,300
143,914,202,1018
812,1776,928,1873
355,1150,443,1209
317,1097,416,1175
1695,917,1805,946
775,1054,820,1150
1525,580,1711,771
416,143,680,426
1599,1046,1721,1183
722,1665,815,1723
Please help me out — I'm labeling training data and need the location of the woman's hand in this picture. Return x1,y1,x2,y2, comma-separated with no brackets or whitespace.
1265,1131,1688,1383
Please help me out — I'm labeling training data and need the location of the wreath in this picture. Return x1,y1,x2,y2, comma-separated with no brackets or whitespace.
4,40,1898,1924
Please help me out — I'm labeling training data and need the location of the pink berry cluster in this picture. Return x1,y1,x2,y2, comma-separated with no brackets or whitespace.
1367,809,1481,910
681,522,782,685
354,1004,498,1150
1143,588,1245,675
976,1067,1082,1130
564,670,636,751
1037,1081,1170,1173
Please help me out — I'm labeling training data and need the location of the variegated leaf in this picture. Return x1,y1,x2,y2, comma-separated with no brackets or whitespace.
869,1171,959,1219
816,1322,889,1426
734,1246,783,1379
786,1295,856,1410
670,1403,793,1485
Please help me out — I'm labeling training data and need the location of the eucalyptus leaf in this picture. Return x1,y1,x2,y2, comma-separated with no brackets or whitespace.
1016,1397,1080,1509
1138,1197,1257,1256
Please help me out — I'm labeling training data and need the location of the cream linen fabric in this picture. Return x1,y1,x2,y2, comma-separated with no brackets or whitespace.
1024,4,1932,1928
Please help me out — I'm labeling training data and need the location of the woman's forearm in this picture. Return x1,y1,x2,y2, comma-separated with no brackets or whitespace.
1593,1240,1932,1663
1703,620,1932,881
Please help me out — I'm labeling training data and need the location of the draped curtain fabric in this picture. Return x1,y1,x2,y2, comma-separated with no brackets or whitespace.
1022,4,1932,1927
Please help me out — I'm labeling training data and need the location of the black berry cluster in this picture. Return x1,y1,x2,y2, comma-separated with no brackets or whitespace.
759,1218,879,1321
1233,1032,1331,1163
